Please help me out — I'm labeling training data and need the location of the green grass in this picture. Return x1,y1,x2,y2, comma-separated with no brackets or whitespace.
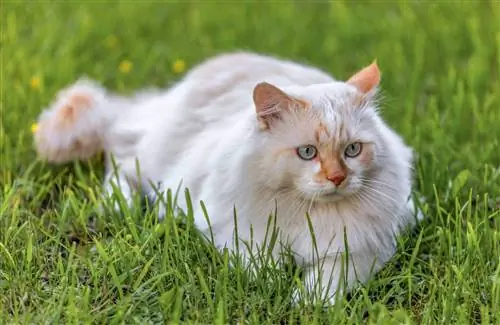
1,1,499,324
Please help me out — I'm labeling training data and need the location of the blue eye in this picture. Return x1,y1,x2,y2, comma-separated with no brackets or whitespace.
344,142,362,158
296,145,317,160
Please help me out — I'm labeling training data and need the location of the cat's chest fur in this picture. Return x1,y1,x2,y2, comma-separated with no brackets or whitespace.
159,166,400,266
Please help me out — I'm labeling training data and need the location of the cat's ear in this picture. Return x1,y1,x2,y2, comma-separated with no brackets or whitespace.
346,60,381,94
253,82,307,130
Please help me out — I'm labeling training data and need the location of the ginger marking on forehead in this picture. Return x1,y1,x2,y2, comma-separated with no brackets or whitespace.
315,122,330,143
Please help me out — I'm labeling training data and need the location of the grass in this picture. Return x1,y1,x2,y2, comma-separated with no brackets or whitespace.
1,1,499,324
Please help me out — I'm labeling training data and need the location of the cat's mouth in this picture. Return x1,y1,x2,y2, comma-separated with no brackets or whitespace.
313,189,346,202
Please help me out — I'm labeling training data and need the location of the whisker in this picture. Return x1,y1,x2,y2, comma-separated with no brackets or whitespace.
360,185,400,207
358,177,399,190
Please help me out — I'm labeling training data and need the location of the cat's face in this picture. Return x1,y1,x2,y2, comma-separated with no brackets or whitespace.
253,62,383,202
256,85,381,202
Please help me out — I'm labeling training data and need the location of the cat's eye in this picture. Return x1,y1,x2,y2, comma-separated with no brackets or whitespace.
344,142,362,158
296,145,317,160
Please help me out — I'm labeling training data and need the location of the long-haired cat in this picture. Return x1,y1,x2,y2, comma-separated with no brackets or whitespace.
33,52,422,303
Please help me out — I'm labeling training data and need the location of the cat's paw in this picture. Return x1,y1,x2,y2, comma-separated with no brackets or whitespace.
34,78,109,163
157,204,167,221
291,286,337,307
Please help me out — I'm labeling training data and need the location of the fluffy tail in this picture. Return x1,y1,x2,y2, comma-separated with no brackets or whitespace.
33,78,118,164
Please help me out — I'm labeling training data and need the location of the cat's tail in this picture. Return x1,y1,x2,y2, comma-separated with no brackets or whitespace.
33,78,121,164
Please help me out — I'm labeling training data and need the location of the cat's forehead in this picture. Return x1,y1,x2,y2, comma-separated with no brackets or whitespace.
304,83,364,117
291,81,357,98
287,82,361,115
297,83,373,144
306,83,359,109
276,82,375,147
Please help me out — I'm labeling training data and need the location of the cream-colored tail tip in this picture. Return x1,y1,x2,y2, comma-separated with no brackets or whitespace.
32,82,107,164
33,114,103,164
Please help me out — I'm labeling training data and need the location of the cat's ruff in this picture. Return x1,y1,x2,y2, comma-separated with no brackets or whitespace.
33,51,422,304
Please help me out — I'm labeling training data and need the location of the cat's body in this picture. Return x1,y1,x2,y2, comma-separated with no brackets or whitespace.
34,52,421,303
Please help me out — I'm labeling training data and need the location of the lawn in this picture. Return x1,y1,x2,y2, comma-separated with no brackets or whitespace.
1,1,499,324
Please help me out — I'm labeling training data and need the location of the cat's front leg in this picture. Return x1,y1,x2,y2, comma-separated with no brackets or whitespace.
295,253,368,305
145,182,182,221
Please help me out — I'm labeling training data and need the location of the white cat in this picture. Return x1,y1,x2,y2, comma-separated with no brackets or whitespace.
34,52,422,303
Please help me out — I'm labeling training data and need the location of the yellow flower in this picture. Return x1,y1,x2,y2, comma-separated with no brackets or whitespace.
31,123,38,133
105,35,118,49
119,60,132,73
30,76,41,90
172,59,186,74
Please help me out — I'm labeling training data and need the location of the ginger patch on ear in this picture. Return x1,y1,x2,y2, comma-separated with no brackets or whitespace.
253,82,310,130
347,61,381,94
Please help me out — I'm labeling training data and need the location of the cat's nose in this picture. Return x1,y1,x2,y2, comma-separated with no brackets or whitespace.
327,174,345,186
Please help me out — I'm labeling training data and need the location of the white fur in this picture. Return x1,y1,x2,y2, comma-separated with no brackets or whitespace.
34,52,422,304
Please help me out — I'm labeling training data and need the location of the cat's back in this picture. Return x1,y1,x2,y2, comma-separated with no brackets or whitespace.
171,51,335,123
185,51,334,89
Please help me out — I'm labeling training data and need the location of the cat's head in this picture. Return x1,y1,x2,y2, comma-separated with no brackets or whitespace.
252,61,392,202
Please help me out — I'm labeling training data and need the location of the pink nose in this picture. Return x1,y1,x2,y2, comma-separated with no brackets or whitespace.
327,174,346,186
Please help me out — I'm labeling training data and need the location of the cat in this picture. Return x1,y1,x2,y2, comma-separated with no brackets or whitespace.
33,51,422,304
